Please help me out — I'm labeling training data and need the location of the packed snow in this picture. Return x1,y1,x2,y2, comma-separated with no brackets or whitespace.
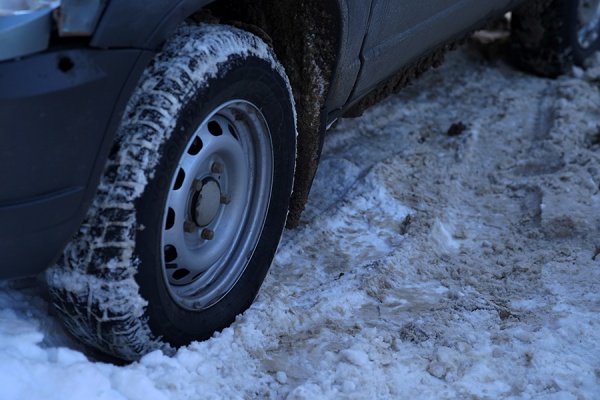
2,43,600,399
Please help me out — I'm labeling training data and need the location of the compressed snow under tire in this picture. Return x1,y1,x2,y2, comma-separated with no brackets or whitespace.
511,0,600,77
46,23,296,361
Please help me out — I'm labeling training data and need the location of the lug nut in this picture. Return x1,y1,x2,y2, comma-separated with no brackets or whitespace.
211,162,224,174
184,220,198,233
192,179,203,192
201,229,214,240
220,194,231,205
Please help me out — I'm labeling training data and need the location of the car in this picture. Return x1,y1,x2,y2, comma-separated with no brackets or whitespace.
1,0,599,361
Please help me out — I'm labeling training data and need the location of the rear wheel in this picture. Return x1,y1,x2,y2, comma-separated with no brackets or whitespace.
511,0,600,76
46,23,296,361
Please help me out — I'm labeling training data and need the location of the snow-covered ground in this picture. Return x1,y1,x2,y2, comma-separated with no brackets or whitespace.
2,44,600,399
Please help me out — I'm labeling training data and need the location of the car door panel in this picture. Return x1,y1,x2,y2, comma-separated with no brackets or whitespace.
351,0,512,100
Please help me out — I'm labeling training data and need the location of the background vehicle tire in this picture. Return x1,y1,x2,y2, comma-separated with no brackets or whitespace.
46,23,296,361
511,0,600,77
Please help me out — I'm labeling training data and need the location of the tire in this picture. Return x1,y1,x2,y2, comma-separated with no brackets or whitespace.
46,23,297,361
511,0,600,77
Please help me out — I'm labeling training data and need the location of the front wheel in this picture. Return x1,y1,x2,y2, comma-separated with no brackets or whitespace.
46,23,296,361
511,0,600,76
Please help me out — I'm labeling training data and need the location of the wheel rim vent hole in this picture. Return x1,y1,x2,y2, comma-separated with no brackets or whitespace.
188,136,203,155
164,245,177,262
166,208,175,230
172,268,190,281
208,120,223,136
173,168,185,190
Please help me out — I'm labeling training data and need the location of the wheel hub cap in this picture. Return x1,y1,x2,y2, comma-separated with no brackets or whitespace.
193,179,222,227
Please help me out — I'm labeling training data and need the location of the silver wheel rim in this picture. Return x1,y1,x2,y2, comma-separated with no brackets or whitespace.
161,100,273,310
578,0,600,48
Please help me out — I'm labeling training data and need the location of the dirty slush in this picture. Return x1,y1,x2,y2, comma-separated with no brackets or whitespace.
1,45,599,398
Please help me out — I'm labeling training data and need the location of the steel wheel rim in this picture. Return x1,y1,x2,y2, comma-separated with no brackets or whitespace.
578,0,600,48
161,100,273,310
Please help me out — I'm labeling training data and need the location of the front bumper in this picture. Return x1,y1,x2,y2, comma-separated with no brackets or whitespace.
0,46,151,279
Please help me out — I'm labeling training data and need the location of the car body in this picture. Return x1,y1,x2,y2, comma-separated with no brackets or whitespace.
0,0,529,280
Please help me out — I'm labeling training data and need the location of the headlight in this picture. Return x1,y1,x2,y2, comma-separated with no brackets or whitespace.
0,0,61,61
0,0,60,16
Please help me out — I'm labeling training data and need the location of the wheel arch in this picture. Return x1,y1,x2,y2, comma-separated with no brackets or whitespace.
91,0,216,49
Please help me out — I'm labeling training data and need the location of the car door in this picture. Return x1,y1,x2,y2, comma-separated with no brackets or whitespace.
350,0,513,100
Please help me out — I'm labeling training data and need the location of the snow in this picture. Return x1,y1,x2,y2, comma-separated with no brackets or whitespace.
2,44,600,399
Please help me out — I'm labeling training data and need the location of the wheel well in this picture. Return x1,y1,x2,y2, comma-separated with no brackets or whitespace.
200,0,341,228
